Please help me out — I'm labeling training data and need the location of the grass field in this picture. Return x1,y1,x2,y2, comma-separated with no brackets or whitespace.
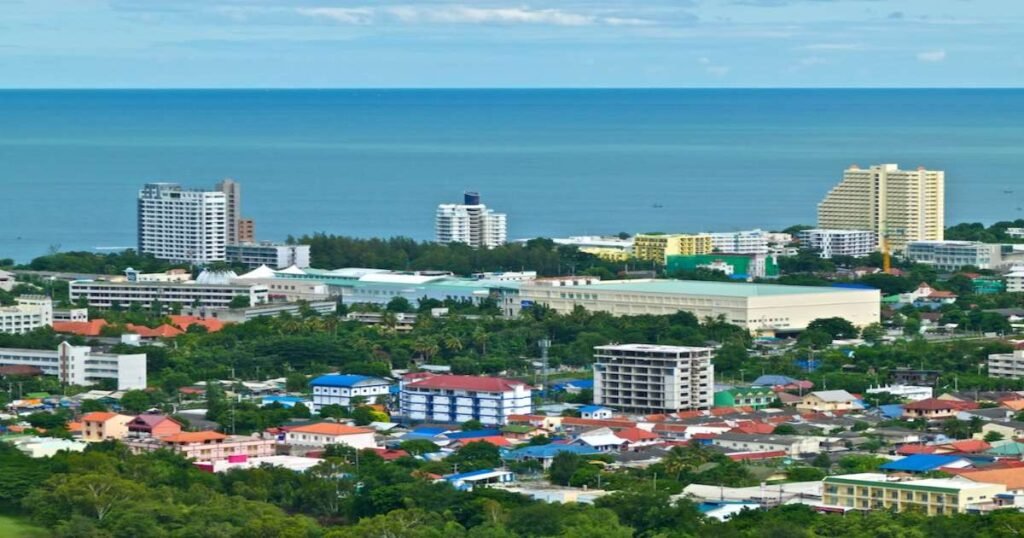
0,515,48,537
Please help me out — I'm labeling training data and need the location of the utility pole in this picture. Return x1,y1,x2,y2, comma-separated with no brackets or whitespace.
539,339,551,405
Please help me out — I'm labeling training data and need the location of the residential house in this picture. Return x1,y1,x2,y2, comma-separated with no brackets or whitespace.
902,399,977,421
977,421,1024,442
579,405,614,420
796,390,860,413
711,432,821,458
573,428,628,452
80,412,132,442
503,444,601,469
284,423,378,449
714,386,776,409
127,431,276,462
126,413,183,439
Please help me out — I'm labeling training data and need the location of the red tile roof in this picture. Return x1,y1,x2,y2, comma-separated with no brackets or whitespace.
561,417,638,429
455,436,511,447
945,439,991,453
904,398,978,411
615,427,660,443
371,448,410,461
52,320,108,337
403,374,529,392
731,422,776,435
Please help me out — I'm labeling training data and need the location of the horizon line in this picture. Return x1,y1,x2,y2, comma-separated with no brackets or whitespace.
1,86,1023,91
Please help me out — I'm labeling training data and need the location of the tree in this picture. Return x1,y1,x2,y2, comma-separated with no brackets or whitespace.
812,452,832,469
399,439,440,455
386,297,413,313
119,390,153,414
79,399,108,413
548,451,580,486
285,372,308,392
798,329,832,349
772,424,798,435
352,406,388,426
461,419,485,431
806,317,859,340
861,323,886,344
983,431,1005,443
787,467,826,482
228,295,251,309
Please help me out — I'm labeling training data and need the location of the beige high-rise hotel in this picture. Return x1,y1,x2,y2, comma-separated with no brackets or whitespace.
817,163,944,251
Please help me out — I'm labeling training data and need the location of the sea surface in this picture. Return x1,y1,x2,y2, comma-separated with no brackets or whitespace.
2,89,1023,263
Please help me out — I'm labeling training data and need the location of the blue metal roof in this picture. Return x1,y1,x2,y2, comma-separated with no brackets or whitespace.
444,468,508,481
752,375,798,386
310,374,387,388
445,429,501,440
505,444,601,459
411,426,450,436
579,405,610,413
567,380,594,389
880,454,966,472
879,404,904,419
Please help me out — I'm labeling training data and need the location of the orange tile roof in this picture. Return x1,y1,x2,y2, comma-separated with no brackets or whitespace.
945,439,991,453
958,467,1024,490
731,422,776,435
81,412,119,423
289,423,374,436
126,324,183,338
160,431,227,443
897,444,937,455
456,436,511,447
169,315,226,333
615,427,660,442
52,320,108,337
1002,400,1024,412
67,421,83,433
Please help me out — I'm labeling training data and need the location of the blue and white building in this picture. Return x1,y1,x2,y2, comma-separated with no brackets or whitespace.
400,374,533,426
310,374,392,412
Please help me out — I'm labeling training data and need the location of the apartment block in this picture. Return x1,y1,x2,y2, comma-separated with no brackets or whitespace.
906,241,1004,271
80,412,132,442
797,229,878,259
127,431,276,462
817,163,944,251
310,374,391,412
708,229,770,255
1007,270,1024,293
436,192,507,249
215,179,242,244
593,344,714,413
0,342,146,389
137,182,228,264
0,296,53,334
989,345,1024,379
69,279,268,310
823,473,1004,515
633,234,713,263
225,242,311,269
399,374,532,425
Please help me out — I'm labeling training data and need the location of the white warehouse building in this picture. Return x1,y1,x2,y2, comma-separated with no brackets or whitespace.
509,278,880,335
0,342,147,389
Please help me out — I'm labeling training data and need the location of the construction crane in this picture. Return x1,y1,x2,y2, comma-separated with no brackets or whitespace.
879,226,905,275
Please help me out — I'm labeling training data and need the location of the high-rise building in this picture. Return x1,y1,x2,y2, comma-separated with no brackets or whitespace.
435,192,507,249
593,344,714,413
633,234,713,263
137,183,228,264
215,179,242,244
817,164,944,251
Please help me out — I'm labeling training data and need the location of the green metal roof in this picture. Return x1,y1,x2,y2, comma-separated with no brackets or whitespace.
587,279,869,298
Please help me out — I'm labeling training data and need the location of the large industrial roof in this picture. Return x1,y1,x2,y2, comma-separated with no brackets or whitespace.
575,279,873,297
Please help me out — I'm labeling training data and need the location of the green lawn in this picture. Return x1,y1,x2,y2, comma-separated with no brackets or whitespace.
0,515,48,538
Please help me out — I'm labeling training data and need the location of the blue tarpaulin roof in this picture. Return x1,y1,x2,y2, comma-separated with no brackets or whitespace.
879,404,904,419
880,454,966,472
445,429,502,440
752,375,798,386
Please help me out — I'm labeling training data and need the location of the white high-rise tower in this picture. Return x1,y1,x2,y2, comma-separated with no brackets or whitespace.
137,183,228,264
435,192,507,249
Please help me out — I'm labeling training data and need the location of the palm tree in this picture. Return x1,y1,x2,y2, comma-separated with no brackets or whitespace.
413,337,440,363
442,332,464,354
472,328,490,356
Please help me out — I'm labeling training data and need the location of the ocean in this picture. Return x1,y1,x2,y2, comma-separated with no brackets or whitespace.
2,89,1023,263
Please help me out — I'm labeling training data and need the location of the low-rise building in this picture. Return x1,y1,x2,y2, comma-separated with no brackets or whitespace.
902,398,975,421
81,412,132,442
665,254,779,280
126,413,183,439
70,273,268,310
225,242,311,269
708,229,771,255
0,342,146,389
797,229,877,259
713,386,776,409
988,345,1024,379
633,233,713,263
0,296,53,334
711,432,821,458
284,423,377,449
310,374,392,412
400,374,532,425
181,300,336,323
865,385,933,402
1006,270,1024,293
822,473,1005,515
0,270,15,292
906,241,1005,271
795,390,860,413
127,431,276,462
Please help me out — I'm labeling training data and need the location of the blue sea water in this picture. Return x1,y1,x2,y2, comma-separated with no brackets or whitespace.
2,89,1023,263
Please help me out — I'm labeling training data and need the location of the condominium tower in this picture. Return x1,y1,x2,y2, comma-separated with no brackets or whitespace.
435,192,507,249
817,164,944,251
593,344,714,413
138,183,228,264
215,179,242,244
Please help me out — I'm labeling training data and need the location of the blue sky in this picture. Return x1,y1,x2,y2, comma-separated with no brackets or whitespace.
1,0,1022,87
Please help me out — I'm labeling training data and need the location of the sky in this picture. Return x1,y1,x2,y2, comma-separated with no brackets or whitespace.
1,0,1022,88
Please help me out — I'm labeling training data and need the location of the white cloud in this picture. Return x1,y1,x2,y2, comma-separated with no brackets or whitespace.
706,65,731,76
798,56,827,66
802,43,865,51
295,7,373,25
916,49,946,63
697,56,711,65
294,5,656,27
